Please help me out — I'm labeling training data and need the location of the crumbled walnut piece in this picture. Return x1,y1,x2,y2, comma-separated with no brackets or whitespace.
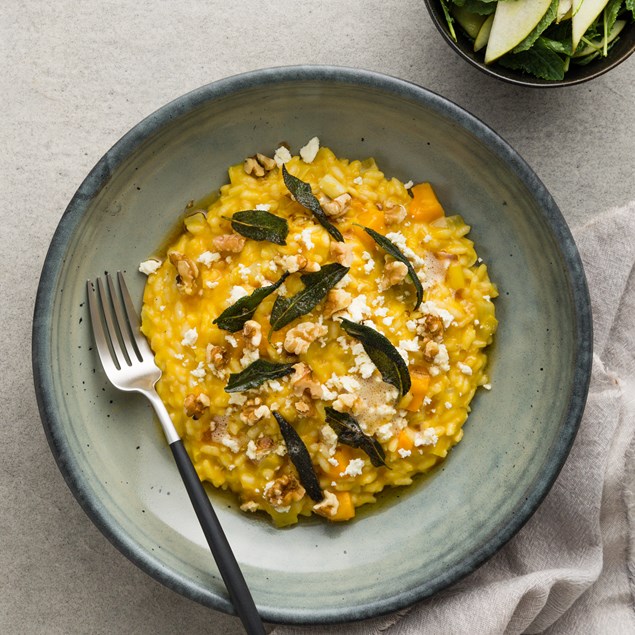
184,393,210,419
291,362,323,399
381,260,408,289
294,393,316,416
329,241,353,267
243,153,276,177
168,251,199,295
384,201,407,225
240,398,270,424
313,490,340,518
423,339,440,363
206,344,229,368
212,233,246,253
242,320,262,349
257,436,274,451
323,289,352,318
417,314,445,340
284,322,328,355
264,474,306,507
332,393,360,412
320,193,351,219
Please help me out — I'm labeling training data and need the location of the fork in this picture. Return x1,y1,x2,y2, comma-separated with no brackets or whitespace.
87,272,265,635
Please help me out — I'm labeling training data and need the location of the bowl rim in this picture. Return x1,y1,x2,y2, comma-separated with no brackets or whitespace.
32,64,593,624
422,0,635,88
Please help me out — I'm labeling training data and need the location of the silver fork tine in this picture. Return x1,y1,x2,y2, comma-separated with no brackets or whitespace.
86,280,119,376
117,271,154,358
96,277,129,368
106,273,142,363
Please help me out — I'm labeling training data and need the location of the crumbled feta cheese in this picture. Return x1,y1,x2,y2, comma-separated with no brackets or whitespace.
197,251,220,266
340,458,365,477
206,280,219,289
403,180,414,189
406,319,417,333
300,228,315,250
327,456,339,467
238,263,251,280
253,405,271,420
225,334,238,348
444,401,452,409
433,343,450,371
174,353,184,360
353,176,363,185
299,136,320,163
181,328,198,347
274,145,292,166
342,294,371,322
399,337,419,352
255,203,271,211
474,319,480,326
423,396,432,406
159,305,166,312
340,376,361,392
483,383,492,390
246,440,258,461
375,307,388,317
420,301,455,329
240,347,259,368
414,428,438,447
228,286,249,304
190,362,206,378
221,437,241,453
376,423,394,442
382,316,394,326
458,362,473,376
398,448,412,458
268,380,283,392
138,259,162,275
484,295,491,301
423,234,432,244
363,259,375,274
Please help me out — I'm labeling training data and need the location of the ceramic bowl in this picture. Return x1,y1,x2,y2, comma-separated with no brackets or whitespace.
423,0,635,87
33,66,592,624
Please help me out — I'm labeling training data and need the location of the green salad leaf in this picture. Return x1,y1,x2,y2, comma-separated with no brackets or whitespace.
500,38,567,80
512,0,559,53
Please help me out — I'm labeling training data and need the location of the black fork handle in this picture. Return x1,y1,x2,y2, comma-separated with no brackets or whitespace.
170,440,266,635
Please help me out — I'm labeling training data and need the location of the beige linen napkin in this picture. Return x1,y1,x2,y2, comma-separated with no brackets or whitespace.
272,202,635,635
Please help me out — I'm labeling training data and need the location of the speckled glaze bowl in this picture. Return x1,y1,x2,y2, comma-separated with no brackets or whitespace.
33,66,592,624
423,0,635,87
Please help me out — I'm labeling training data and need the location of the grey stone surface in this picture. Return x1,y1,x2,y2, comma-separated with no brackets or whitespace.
1,1,633,634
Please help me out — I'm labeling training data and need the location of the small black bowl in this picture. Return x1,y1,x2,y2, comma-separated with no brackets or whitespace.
423,0,635,87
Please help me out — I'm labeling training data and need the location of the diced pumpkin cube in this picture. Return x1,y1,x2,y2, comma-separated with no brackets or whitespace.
397,429,414,452
405,369,430,412
330,491,355,521
324,447,353,479
408,183,445,222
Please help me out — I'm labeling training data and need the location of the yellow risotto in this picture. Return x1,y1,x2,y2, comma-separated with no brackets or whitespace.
140,140,497,526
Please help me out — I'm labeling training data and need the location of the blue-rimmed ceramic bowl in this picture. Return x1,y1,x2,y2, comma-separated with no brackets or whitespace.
33,66,592,624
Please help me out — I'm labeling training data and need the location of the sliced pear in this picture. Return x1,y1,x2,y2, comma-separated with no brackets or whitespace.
485,0,553,64
474,14,495,53
572,0,611,51
572,19,627,56
452,5,487,40
557,0,573,23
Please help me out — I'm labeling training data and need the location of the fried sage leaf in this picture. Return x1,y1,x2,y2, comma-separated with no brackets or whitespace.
282,165,344,242
273,411,324,502
222,210,288,246
339,318,411,397
225,359,295,393
358,225,423,309
324,407,388,468
270,263,349,332
213,272,289,332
